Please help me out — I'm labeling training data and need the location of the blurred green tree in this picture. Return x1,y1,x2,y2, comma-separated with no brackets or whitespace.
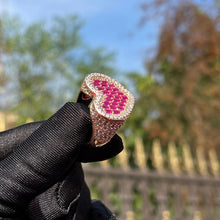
0,19,7,91
0,14,116,124
134,1,220,150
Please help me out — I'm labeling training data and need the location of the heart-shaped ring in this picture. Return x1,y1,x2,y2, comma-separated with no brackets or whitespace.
77,73,135,146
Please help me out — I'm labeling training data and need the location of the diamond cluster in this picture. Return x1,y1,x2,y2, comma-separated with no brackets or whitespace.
80,73,135,146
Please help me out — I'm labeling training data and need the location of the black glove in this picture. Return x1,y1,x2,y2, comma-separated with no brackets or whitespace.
0,102,123,219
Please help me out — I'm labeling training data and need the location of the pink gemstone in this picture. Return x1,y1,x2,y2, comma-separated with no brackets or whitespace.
110,105,117,110
97,86,104,90
111,102,117,106
119,103,125,107
114,98,121,102
122,95,128,100
106,96,113,101
101,81,107,86
109,84,114,87
103,90,110,95
106,110,112,114
104,101,110,105
93,81,100,85
118,92,124,96
102,104,109,109
114,110,120,114
112,101,119,105
118,106,124,110
112,101,118,105
94,79,100,83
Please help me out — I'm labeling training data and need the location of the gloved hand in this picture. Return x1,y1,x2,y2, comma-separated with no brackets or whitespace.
0,102,123,219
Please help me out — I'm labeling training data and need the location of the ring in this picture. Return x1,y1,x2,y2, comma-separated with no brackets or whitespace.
77,73,135,146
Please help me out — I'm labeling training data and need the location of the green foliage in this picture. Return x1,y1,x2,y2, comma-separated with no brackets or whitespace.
90,181,102,200
122,73,156,151
1,13,116,124
128,2,220,151
75,47,116,86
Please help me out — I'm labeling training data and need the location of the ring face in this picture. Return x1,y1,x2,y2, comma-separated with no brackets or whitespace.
79,73,135,146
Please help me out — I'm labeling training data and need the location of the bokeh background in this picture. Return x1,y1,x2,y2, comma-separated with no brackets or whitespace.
1,0,220,219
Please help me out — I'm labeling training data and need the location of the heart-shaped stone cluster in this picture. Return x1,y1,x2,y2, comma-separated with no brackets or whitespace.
93,79,128,115
80,73,135,120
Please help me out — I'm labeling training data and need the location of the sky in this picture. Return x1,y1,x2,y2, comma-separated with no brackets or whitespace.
0,0,159,74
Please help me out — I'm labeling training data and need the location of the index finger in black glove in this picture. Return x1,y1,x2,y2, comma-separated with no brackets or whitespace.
0,102,92,218
78,134,123,163
0,115,124,164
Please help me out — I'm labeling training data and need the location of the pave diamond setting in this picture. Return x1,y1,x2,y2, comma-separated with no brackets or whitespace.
80,73,135,146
